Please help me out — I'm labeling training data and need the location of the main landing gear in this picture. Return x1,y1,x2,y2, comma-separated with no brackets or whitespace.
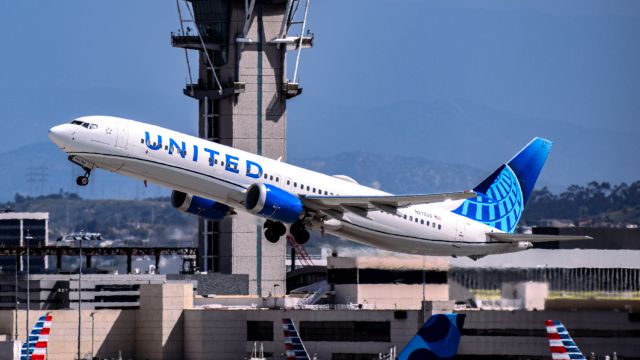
263,220,310,244
264,220,286,243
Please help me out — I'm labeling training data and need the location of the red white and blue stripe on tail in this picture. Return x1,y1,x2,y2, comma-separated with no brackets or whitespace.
282,318,310,360
20,312,52,360
545,320,585,360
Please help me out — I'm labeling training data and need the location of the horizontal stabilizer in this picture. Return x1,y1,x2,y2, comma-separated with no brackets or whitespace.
301,190,476,210
488,233,593,243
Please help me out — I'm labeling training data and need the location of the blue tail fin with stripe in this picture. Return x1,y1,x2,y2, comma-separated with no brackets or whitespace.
398,313,465,360
452,138,552,233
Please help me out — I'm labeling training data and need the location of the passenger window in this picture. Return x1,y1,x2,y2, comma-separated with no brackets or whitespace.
221,161,224,166
264,174,268,179
432,223,436,228
165,145,169,150
312,188,316,193
324,191,328,195
214,159,218,165
140,139,144,144
438,224,442,230
301,184,304,189
403,214,407,220
415,218,418,223
270,175,274,181
420,219,424,225
427,221,430,226
294,182,297,187
287,180,290,185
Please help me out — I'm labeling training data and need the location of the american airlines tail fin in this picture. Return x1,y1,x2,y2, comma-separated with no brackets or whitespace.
282,318,310,360
452,137,552,233
397,313,465,360
20,312,53,360
546,320,586,360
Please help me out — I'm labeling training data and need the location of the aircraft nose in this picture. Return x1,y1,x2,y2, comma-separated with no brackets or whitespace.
48,124,69,148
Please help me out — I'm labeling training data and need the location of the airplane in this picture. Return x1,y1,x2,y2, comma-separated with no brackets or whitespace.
21,312,53,360
48,116,589,257
545,320,586,360
282,313,465,360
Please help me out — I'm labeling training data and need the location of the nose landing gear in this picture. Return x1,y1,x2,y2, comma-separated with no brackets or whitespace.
76,173,90,186
68,155,94,187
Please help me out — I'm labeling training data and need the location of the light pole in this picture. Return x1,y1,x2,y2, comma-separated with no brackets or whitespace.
77,231,83,360
90,312,95,359
14,251,18,341
25,229,32,360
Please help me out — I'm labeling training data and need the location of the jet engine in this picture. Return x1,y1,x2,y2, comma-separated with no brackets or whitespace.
244,183,304,224
171,190,231,221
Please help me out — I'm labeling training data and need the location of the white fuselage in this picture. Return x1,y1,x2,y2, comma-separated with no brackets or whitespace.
49,116,527,257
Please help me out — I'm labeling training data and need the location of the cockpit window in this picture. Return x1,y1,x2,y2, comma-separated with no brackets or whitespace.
70,120,98,129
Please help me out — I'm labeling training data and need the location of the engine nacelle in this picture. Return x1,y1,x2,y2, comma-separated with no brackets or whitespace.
171,190,231,221
244,183,303,224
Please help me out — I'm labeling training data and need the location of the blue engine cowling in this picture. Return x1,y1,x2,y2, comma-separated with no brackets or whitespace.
244,183,304,223
171,190,231,221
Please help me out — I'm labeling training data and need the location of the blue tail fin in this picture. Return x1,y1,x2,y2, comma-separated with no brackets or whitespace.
398,313,465,360
452,138,552,233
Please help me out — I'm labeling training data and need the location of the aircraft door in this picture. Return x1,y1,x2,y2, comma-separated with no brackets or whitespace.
115,127,129,150
456,221,466,240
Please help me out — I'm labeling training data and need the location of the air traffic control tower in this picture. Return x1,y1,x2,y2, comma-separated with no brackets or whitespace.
171,0,312,295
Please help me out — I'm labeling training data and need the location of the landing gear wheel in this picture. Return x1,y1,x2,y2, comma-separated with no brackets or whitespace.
294,230,310,245
263,220,286,243
290,221,310,245
264,227,280,243
76,176,89,186
272,222,286,237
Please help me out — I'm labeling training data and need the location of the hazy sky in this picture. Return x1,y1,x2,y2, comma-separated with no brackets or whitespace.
1,1,639,185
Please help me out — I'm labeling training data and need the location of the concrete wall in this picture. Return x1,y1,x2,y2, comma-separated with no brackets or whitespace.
136,283,193,360
5,309,137,360
183,309,425,360
334,284,449,309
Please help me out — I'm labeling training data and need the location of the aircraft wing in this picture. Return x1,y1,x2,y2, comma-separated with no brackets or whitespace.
301,190,476,211
487,233,593,243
